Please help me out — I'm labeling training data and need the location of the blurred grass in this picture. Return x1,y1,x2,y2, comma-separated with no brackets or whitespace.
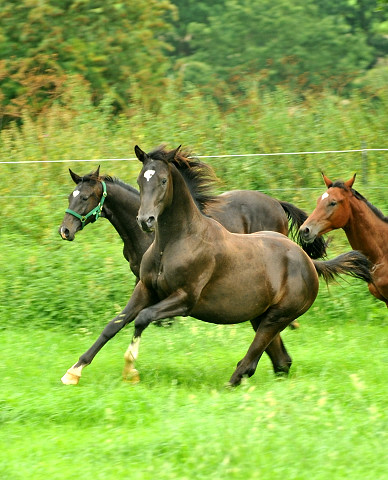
0,312,387,480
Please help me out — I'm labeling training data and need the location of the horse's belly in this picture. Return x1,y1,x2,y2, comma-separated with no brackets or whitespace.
190,277,272,324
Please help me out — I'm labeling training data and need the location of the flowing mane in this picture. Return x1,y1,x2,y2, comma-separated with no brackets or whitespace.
146,145,220,213
331,180,388,224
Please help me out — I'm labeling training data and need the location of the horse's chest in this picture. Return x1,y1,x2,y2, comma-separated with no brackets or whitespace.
141,256,172,296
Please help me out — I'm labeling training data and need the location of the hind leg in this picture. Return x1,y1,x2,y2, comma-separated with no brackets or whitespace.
238,318,292,379
237,333,291,379
265,334,292,375
229,310,295,386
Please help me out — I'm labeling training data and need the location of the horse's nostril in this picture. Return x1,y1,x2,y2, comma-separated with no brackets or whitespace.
59,226,70,239
147,216,155,226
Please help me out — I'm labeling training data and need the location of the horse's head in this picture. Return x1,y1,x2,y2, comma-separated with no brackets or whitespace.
299,173,356,243
59,166,107,240
134,145,180,233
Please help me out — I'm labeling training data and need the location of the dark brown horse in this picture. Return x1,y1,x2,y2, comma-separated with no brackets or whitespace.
300,173,388,307
61,146,373,387
59,152,326,281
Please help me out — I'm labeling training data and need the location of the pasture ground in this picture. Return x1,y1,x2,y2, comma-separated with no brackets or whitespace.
1,298,387,480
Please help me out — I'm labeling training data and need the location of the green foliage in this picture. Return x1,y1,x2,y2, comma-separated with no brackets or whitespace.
1,0,388,123
176,0,374,94
0,0,177,124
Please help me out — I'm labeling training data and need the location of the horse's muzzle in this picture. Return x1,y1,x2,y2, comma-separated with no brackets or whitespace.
299,225,316,244
137,215,156,233
59,225,74,241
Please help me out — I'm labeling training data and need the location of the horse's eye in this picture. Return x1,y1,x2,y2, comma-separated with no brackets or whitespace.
329,201,337,207
82,195,89,201
161,178,167,186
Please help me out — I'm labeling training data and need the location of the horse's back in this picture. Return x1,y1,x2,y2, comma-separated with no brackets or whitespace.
209,190,288,235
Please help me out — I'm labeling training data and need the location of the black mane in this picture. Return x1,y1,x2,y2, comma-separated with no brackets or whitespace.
101,175,139,196
147,145,219,213
332,180,388,224
82,171,140,196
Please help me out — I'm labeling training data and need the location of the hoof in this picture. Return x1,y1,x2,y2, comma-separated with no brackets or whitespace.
61,370,80,385
289,321,300,330
123,369,140,384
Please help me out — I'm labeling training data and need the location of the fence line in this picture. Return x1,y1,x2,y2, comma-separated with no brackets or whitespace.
1,185,388,200
0,147,386,198
0,148,388,165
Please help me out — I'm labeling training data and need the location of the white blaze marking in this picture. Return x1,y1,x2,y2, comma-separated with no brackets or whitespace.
73,190,80,198
144,170,155,182
321,192,329,200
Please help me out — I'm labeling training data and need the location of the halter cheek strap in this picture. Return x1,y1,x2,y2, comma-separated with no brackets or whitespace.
65,181,107,230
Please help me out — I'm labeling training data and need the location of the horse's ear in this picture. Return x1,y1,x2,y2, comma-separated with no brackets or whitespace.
321,172,333,188
344,173,356,189
92,165,100,178
166,145,181,163
134,145,147,163
69,168,82,185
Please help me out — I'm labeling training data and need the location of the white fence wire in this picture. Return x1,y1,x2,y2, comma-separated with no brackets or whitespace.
0,147,388,165
1,147,387,198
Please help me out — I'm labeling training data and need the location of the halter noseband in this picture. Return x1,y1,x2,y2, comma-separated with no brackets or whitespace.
65,180,107,229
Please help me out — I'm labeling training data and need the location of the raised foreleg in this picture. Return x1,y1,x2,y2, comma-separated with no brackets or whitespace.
122,288,194,381
61,282,155,385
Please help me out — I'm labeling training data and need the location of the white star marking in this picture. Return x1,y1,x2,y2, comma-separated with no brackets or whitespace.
144,170,156,182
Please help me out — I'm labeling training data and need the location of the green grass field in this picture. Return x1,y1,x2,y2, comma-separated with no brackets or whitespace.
1,305,387,480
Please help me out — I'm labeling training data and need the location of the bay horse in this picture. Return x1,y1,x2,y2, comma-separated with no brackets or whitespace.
299,173,388,307
59,149,327,282
61,146,373,387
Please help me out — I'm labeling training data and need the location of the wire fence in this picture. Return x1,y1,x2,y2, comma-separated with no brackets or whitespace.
1,147,387,198
1,147,388,165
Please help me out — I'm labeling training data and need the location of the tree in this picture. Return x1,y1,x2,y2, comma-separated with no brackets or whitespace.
314,0,388,62
169,0,375,95
0,0,176,124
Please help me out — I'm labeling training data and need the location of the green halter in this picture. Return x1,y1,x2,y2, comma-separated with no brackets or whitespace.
65,181,107,229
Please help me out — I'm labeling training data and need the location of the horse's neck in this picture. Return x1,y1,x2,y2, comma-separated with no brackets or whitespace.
344,197,387,263
154,170,205,251
104,183,153,274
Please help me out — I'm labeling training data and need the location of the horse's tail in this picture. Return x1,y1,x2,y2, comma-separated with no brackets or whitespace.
279,201,328,259
312,251,373,284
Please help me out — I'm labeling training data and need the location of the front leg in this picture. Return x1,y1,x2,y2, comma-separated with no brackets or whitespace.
122,288,193,382
61,282,156,385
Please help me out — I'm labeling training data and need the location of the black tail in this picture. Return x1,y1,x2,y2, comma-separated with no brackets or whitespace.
312,250,373,284
280,201,328,259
